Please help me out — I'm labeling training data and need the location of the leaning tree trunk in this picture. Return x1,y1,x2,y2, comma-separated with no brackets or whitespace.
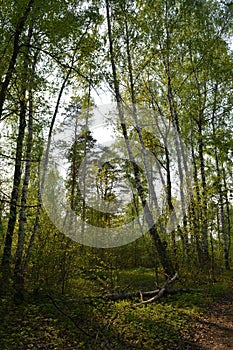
123,14,162,226
105,0,175,278
124,12,177,261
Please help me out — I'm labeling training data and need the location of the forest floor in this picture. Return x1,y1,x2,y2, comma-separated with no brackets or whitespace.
191,287,233,350
0,270,233,349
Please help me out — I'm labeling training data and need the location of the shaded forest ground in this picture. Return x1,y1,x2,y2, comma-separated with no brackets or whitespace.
0,269,233,349
192,288,233,349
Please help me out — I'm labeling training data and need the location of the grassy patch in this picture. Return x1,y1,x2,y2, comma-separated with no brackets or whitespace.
95,300,195,349
116,267,159,291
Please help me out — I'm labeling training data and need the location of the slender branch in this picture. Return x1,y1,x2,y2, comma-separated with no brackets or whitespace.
1,199,41,208
47,294,94,338
0,152,40,163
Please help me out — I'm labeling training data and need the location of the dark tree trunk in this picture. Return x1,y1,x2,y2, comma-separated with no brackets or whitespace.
0,92,27,293
13,25,34,300
13,89,33,299
0,0,34,121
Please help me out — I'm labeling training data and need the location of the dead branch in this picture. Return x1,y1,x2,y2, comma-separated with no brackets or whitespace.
105,273,179,302
137,273,178,305
106,288,160,301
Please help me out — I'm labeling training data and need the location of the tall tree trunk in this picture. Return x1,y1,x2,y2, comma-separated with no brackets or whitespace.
0,0,34,121
0,88,27,294
13,26,35,300
124,15,160,215
81,84,92,241
190,48,209,265
211,84,230,270
0,195,4,238
13,90,34,299
0,21,34,291
222,166,231,267
23,63,73,275
190,119,202,264
106,0,175,278
162,1,189,255
22,166,41,275
124,11,177,258
148,91,178,256
197,112,209,264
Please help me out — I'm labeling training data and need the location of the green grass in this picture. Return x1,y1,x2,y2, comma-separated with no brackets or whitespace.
116,267,159,291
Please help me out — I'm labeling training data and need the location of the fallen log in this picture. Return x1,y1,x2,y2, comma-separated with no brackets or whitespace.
105,273,179,303
105,288,160,301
